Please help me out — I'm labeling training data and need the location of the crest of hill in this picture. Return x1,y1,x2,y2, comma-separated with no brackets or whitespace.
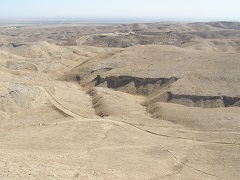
0,49,22,60
0,41,62,58
64,44,240,98
206,22,240,30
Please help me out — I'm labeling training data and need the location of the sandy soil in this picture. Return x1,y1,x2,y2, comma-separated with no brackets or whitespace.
0,22,240,179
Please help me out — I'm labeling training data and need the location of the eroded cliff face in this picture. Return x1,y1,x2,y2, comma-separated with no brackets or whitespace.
162,92,240,108
1,22,240,180
93,75,240,108
93,75,178,95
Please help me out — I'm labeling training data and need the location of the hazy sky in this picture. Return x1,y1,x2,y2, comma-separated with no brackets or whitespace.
1,0,240,21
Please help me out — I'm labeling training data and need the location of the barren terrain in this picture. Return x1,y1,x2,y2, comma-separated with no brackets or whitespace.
0,22,240,179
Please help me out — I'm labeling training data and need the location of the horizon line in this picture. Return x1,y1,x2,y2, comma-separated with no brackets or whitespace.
0,17,239,24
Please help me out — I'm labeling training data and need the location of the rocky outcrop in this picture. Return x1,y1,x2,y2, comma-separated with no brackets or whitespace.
93,75,240,108
93,75,178,95
159,92,240,108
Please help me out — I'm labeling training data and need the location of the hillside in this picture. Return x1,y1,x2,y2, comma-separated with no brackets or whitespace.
0,22,239,179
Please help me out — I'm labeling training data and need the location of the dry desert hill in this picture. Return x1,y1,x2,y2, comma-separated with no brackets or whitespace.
0,22,240,179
